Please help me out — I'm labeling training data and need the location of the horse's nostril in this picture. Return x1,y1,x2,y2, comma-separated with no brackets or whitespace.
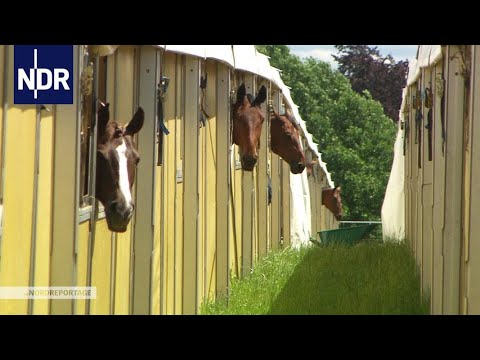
109,201,118,212
127,203,134,215
242,155,258,168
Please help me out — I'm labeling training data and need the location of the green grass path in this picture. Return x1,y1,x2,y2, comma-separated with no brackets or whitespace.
201,242,430,315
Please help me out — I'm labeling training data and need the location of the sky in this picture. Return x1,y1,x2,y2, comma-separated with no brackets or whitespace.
288,45,417,67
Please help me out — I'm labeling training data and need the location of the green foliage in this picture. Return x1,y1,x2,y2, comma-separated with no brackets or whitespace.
201,242,430,315
256,45,396,220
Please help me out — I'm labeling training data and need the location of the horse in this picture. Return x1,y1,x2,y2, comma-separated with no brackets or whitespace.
322,186,343,221
270,109,306,174
232,83,267,171
95,102,144,232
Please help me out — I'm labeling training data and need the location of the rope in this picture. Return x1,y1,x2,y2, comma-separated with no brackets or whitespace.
200,73,209,127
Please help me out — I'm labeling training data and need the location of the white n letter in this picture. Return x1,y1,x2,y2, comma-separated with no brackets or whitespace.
18,69,35,90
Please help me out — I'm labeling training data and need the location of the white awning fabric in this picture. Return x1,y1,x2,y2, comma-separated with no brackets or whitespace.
407,45,443,86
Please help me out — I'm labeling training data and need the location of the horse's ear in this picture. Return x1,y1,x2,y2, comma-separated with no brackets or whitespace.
253,85,267,107
125,107,145,136
97,103,110,138
236,84,246,103
336,186,342,193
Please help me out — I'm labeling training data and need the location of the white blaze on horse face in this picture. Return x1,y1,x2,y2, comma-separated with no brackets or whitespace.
116,140,133,209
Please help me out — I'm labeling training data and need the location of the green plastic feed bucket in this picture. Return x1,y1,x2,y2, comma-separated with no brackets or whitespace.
318,224,378,246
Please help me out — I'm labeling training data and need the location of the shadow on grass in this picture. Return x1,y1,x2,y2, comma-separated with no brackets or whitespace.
267,242,430,315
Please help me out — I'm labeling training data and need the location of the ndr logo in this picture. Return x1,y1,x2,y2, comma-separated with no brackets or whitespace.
14,45,73,104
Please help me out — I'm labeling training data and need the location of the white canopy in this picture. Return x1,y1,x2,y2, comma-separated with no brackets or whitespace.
205,45,235,68
381,122,405,241
407,45,443,86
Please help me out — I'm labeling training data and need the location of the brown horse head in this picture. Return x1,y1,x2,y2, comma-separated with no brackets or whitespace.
95,103,144,232
232,83,267,171
322,186,343,221
270,111,306,174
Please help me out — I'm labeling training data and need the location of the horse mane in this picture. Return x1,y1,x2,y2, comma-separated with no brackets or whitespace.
284,110,299,130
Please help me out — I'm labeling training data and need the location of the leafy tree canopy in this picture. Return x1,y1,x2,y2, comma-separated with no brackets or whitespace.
333,45,409,122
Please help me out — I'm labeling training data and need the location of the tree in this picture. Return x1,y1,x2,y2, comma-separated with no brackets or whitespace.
332,45,409,122
256,45,396,220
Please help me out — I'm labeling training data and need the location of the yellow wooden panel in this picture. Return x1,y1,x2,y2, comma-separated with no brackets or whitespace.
0,45,4,178
32,112,54,315
231,144,243,277
267,151,272,250
175,178,183,314
115,46,135,120
270,154,280,250
443,46,464,314
316,172,322,233
417,163,423,287
423,67,434,186
50,48,80,315
466,46,480,314
257,80,268,259
458,47,472,314
132,45,157,314
311,168,317,235
151,163,162,315
242,167,253,276
113,54,136,321
252,169,259,261
215,64,230,298
150,51,164,315
106,52,116,116
229,71,243,277
0,106,36,315
113,45,135,315
241,74,254,277
114,227,132,314
151,49,163,312
422,184,433,295
163,52,176,314
282,162,291,247
74,221,90,315
174,54,184,314
90,219,112,314
183,55,199,314
197,67,206,305
410,87,418,258
205,61,217,300
308,175,315,236
228,156,235,276
432,62,445,314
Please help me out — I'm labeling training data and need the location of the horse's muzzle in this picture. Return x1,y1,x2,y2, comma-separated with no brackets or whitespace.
241,154,258,171
105,201,134,233
290,161,306,174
